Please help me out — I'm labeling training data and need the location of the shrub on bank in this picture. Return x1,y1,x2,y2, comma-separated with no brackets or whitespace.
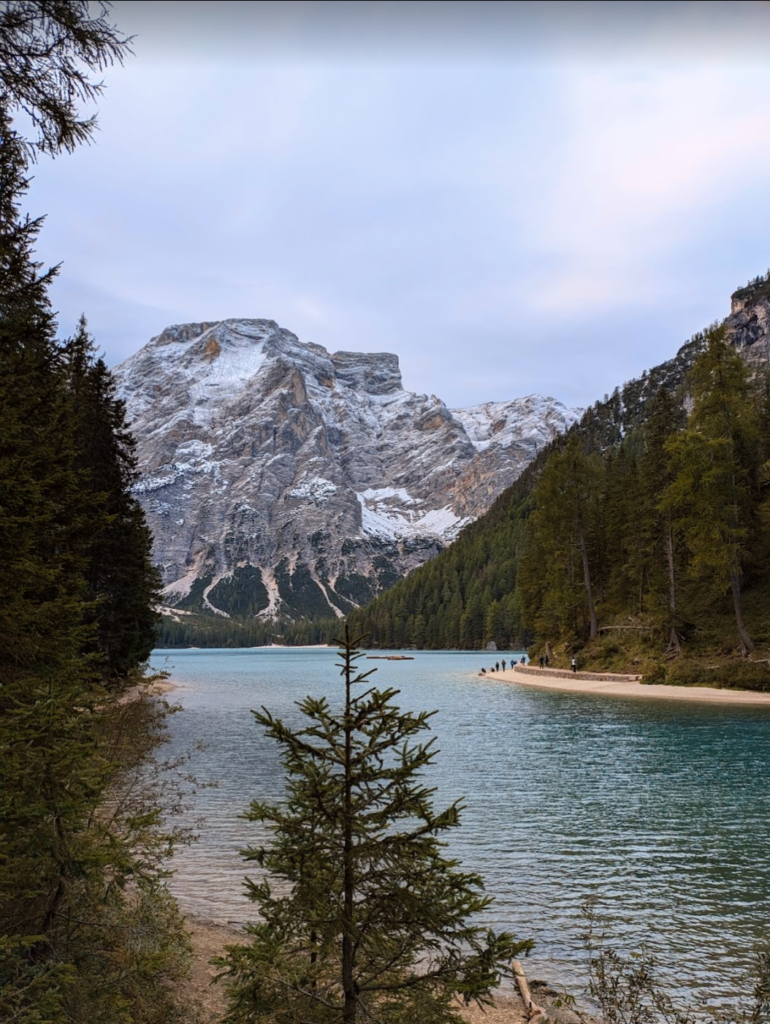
664,660,770,691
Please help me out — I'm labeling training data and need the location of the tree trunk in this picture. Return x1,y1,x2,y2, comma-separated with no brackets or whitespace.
342,629,357,1023
665,524,681,657
578,531,598,640
730,574,755,656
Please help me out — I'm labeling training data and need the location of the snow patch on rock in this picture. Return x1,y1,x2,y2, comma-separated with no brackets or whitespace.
289,479,338,503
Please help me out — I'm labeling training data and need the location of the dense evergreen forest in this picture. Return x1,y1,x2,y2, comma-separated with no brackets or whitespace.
348,295,770,689
155,611,338,648
0,7,200,1021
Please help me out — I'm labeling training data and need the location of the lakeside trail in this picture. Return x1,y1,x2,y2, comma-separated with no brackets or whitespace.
496,664,770,704
185,917,576,1024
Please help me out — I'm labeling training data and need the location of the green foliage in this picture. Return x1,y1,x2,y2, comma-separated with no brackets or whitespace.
64,317,161,678
347,485,531,651
173,573,214,612
0,675,200,1023
0,105,195,1021
662,660,770,692
274,558,346,618
208,566,271,617
334,572,376,607
519,435,603,642
662,329,760,654
217,628,529,1023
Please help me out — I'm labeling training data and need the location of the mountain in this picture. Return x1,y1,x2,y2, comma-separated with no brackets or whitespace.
115,320,579,620
346,273,770,655
726,273,770,367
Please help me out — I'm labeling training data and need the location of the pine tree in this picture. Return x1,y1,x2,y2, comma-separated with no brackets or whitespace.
0,102,105,1019
64,317,160,679
219,627,527,1023
642,387,686,656
662,328,759,655
520,434,603,643
0,105,93,686
0,10,198,1017
0,106,190,1024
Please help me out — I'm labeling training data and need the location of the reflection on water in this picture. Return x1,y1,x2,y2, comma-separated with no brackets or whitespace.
151,647,770,1006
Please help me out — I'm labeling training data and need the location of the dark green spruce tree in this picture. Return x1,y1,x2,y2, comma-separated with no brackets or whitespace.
519,434,604,644
64,317,159,679
0,102,106,1020
641,387,686,656
662,328,759,656
0,107,191,1024
219,627,528,1024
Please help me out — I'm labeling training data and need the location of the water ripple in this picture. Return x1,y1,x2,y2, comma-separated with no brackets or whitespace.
151,648,770,1006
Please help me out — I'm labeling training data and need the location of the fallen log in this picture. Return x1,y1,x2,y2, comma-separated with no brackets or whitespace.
512,958,547,1023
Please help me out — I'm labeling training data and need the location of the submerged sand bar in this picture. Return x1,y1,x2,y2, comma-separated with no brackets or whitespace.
497,663,770,704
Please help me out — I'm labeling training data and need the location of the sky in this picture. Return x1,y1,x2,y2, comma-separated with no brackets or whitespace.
21,0,770,410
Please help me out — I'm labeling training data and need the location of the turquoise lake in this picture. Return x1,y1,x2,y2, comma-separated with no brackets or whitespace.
151,647,770,1008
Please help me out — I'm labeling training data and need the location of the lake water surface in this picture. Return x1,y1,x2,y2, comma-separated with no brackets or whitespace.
151,647,770,1007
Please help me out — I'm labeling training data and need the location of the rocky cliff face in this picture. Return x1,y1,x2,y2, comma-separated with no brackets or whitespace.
726,274,770,366
115,319,580,620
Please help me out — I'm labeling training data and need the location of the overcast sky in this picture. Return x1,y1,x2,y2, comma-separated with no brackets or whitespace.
22,0,770,409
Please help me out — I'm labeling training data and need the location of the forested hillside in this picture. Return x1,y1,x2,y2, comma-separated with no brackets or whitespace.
348,285,770,687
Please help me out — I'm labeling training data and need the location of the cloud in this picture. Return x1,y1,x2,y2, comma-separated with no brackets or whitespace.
112,1,770,64
518,65,770,315
26,11,770,410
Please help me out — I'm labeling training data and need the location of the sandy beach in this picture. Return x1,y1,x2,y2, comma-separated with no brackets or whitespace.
497,664,770,704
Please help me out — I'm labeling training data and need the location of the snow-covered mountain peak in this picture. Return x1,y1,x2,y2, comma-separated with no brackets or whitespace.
115,319,579,621
452,394,583,453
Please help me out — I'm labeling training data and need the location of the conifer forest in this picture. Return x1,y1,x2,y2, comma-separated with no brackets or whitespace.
349,307,770,689
0,4,198,1021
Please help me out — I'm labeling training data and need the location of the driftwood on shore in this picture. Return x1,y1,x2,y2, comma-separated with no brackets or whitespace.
512,959,547,1023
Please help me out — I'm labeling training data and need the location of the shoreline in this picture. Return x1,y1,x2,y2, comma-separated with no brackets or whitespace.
118,676,178,705
496,664,770,704
183,913,567,1024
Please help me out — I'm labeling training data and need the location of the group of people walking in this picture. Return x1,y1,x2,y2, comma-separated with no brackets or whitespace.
480,654,579,674
480,656,527,675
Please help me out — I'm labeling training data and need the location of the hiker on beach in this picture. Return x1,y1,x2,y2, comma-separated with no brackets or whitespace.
539,655,544,668
571,657,577,674
545,654,549,668
495,661,499,672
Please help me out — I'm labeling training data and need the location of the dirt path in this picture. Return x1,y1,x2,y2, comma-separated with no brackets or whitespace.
186,917,241,1023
